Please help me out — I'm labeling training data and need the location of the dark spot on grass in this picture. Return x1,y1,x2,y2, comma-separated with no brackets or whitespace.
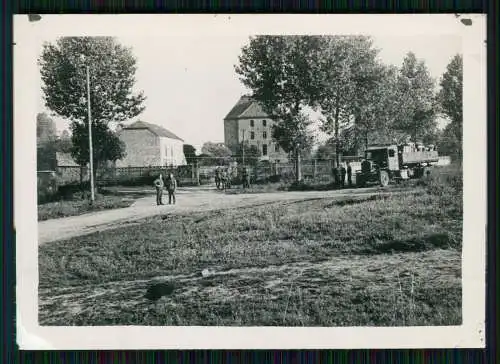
368,232,457,254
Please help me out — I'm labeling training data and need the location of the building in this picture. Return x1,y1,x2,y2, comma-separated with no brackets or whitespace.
116,121,187,167
224,95,289,163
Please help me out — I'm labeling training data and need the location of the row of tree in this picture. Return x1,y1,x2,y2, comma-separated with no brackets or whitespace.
234,35,463,176
183,141,262,167
38,36,462,180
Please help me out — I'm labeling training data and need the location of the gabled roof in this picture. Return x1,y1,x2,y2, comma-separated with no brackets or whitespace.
123,121,184,141
224,95,269,120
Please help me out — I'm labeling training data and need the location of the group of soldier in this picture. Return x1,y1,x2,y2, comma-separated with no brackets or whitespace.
332,161,353,188
153,172,177,206
215,166,251,190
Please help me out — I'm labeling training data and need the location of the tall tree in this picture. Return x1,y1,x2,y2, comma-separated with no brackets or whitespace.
313,36,380,166
38,37,146,176
393,52,438,142
235,35,321,181
438,54,463,159
350,63,403,151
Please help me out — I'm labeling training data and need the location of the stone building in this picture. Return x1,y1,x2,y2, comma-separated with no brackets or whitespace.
224,95,289,163
116,121,187,167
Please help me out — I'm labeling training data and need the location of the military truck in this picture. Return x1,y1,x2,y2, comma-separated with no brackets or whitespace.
355,142,439,187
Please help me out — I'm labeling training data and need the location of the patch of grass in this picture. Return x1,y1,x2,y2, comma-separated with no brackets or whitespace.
39,164,463,326
38,194,135,221
38,250,461,326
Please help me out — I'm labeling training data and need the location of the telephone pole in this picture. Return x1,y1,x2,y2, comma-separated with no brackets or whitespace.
84,60,95,203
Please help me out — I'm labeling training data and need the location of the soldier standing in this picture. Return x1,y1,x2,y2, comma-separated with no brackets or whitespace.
166,172,177,205
154,173,164,206
347,161,353,187
332,164,339,187
340,163,347,188
242,167,250,188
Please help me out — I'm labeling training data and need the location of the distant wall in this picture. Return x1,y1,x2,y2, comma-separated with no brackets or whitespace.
116,129,161,167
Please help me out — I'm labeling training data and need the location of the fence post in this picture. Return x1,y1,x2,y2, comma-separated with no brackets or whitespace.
313,159,317,179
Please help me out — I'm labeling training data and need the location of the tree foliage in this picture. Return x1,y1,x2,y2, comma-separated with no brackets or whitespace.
393,52,438,141
57,129,73,153
315,138,336,161
70,121,126,169
201,142,232,158
235,36,322,180
350,64,403,151
438,54,463,160
235,141,261,166
38,37,146,170
36,112,58,144
311,36,382,164
183,144,198,165
37,113,60,170
234,36,446,169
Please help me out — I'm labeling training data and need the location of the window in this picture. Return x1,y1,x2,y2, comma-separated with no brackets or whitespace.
263,131,267,139
275,144,279,152
262,144,268,156
262,119,267,127
250,120,254,127
250,131,255,140
388,149,395,157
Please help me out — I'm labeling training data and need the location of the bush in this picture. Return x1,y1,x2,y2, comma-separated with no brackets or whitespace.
267,175,281,183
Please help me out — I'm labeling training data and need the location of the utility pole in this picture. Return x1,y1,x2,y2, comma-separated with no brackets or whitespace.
85,61,95,203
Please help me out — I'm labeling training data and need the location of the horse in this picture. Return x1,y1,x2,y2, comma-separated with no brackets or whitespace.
219,169,232,191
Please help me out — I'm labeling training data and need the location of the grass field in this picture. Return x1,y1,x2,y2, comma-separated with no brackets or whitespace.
38,165,462,326
37,194,137,221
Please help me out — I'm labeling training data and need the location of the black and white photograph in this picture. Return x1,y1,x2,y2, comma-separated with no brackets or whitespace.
15,14,486,349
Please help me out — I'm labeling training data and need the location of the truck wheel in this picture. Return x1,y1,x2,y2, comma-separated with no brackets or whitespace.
379,170,390,187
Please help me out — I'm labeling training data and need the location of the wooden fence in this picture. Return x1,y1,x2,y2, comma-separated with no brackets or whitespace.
49,157,366,188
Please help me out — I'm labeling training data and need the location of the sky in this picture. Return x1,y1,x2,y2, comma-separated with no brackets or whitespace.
25,16,463,153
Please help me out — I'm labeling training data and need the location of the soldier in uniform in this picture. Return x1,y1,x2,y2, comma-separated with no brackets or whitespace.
215,167,221,189
154,173,164,206
242,167,250,189
340,163,347,188
165,172,177,205
346,161,353,187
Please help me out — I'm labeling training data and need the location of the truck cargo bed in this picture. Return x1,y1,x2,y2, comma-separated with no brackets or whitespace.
401,151,439,164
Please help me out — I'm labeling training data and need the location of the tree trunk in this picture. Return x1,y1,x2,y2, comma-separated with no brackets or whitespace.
334,107,340,167
79,166,84,191
295,147,302,182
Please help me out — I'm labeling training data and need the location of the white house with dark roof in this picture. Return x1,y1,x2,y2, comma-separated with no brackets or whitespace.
224,95,289,163
116,121,187,167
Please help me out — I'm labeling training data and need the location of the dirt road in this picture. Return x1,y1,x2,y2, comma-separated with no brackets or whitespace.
38,186,395,244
